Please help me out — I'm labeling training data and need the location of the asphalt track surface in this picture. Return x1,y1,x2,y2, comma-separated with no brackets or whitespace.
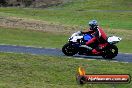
0,45,132,63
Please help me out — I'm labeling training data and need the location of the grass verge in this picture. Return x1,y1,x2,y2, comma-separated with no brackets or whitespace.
0,27,67,48
0,53,131,88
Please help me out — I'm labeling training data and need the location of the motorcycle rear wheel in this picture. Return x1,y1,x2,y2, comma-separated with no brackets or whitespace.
62,43,78,56
102,45,118,59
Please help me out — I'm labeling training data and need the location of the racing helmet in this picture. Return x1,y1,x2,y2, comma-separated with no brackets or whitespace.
88,20,98,30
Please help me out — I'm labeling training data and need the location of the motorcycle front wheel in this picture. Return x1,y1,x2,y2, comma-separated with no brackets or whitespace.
62,43,78,56
102,45,118,59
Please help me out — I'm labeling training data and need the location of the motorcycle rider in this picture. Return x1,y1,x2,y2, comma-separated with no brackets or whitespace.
82,20,108,54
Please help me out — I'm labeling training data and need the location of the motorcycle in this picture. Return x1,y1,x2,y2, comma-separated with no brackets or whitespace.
62,31,122,59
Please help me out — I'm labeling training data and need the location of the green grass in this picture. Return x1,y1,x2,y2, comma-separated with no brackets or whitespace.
117,40,132,53
57,0,132,10
0,53,131,88
0,27,67,48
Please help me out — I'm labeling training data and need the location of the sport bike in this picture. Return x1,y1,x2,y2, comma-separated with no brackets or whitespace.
62,31,122,59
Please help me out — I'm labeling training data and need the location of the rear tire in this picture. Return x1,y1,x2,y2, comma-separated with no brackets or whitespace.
102,45,118,59
62,43,78,56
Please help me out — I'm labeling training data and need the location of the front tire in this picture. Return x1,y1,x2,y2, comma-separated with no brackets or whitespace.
62,43,78,56
102,45,118,59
